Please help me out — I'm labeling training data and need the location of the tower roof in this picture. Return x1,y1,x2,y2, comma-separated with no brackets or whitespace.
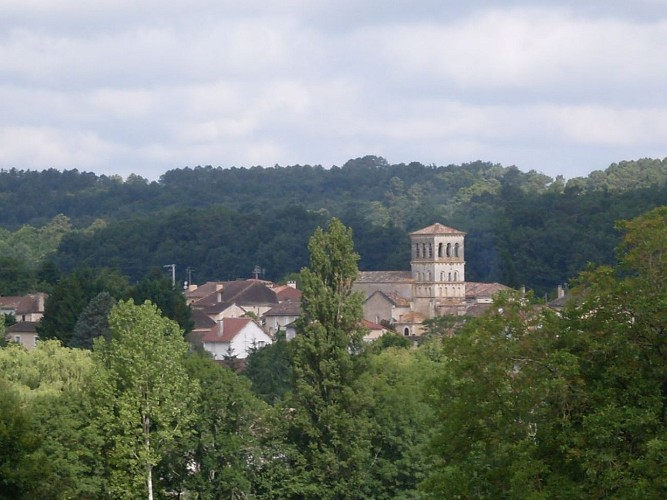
409,223,465,236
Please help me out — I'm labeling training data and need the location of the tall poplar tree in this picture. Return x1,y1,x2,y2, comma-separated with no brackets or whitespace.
283,218,373,498
95,299,198,500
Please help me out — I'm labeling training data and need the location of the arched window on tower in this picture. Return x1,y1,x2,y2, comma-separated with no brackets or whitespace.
422,243,426,259
448,272,452,281
446,243,451,257
415,244,420,258
428,243,433,258
454,242,460,257
454,271,459,281
438,243,443,257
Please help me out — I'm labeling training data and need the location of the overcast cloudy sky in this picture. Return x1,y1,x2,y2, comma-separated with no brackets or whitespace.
2,1,667,180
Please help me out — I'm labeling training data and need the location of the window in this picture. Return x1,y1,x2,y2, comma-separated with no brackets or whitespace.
454,242,460,257
403,327,410,336
415,244,420,258
422,243,426,258
428,243,433,258
454,271,459,281
256,341,266,348
14,335,21,344
438,243,443,257
446,243,451,257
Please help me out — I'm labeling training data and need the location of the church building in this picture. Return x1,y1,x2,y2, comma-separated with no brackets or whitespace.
353,223,510,336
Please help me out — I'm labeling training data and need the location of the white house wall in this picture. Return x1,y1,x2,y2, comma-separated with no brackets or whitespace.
230,324,272,358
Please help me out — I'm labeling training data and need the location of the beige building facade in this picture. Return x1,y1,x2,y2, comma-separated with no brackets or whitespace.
354,222,509,336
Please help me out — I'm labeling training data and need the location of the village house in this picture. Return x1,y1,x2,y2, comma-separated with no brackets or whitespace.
262,300,301,336
1,292,48,350
197,317,272,360
186,279,287,359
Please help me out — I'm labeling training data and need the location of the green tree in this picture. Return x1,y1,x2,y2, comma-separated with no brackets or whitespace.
70,291,116,349
281,218,373,498
362,347,437,499
0,380,43,500
245,329,293,404
422,207,667,498
131,269,193,333
37,268,129,346
0,256,35,295
422,293,565,498
95,299,198,499
0,341,102,498
548,206,667,497
159,352,271,498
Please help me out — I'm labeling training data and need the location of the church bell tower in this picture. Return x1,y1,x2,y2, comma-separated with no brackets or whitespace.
410,223,466,316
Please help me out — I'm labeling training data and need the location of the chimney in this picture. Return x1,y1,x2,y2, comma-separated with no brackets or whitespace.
557,285,565,298
217,291,223,303
287,280,297,289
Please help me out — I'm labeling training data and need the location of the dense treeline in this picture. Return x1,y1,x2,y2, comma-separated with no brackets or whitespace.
2,157,667,294
3,210,667,498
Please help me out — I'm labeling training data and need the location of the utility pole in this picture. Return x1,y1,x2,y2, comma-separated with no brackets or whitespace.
163,264,176,287
185,266,194,287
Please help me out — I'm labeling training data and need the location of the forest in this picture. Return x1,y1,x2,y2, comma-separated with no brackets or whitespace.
1,156,667,297
2,208,667,498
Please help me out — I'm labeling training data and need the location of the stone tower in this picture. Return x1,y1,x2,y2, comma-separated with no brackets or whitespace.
410,223,466,317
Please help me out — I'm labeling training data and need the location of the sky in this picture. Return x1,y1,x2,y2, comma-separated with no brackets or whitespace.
2,0,667,181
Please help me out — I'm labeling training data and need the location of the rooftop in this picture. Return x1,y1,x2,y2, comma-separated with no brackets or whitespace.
410,223,465,236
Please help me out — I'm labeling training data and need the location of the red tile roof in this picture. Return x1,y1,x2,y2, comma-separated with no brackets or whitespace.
199,317,253,343
361,319,385,331
273,285,302,302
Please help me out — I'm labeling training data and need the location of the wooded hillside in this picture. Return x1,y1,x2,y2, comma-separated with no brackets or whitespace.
2,156,667,295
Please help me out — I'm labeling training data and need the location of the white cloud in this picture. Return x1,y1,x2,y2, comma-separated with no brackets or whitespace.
0,126,115,169
1,1,667,179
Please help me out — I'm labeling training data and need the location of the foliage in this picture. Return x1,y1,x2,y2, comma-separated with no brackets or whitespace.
4,157,666,295
37,268,130,346
131,268,193,333
0,341,101,498
70,291,116,349
278,218,374,498
422,207,667,498
362,347,436,499
0,340,95,397
94,299,198,499
159,352,271,498
244,329,293,404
